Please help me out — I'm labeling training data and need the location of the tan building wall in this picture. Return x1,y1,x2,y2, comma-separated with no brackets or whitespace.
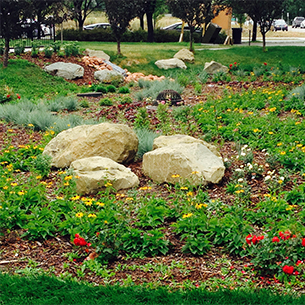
212,7,232,34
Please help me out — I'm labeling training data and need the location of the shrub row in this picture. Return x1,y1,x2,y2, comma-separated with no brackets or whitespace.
56,28,206,43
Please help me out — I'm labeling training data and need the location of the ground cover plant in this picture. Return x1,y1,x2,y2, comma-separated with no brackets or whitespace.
1,43,305,302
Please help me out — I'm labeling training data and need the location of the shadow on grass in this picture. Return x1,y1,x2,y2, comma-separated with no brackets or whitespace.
1,272,305,305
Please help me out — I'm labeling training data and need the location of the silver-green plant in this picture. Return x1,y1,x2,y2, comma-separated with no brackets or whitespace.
287,84,305,101
134,128,160,159
135,78,184,101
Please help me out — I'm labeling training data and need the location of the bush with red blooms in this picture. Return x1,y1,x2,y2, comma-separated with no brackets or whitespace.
228,62,239,72
73,233,88,246
245,230,305,281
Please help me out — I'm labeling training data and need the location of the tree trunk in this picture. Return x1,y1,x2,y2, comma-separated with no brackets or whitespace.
147,12,154,42
252,22,257,41
3,36,10,68
139,14,144,30
117,39,121,55
189,30,194,52
262,32,266,52
78,18,84,31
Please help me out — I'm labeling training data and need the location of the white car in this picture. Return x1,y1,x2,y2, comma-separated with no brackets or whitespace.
83,23,111,30
300,20,305,28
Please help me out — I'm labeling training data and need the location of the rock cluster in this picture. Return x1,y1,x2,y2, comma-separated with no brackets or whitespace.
43,124,225,194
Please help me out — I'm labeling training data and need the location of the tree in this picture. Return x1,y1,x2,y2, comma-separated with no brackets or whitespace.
225,0,287,50
104,0,137,55
65,0,104,31
0,0,29,67
167,0,222,51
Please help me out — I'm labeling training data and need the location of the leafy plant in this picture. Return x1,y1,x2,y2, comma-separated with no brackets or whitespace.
118,86,130,94
134,128,159,159
99,97,113,106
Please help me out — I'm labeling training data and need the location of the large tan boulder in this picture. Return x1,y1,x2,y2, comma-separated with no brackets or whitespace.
174,48,194,63
70,156,139,194
86,49,110,61
44,62,84,80
153,134,221,158
204,61,228,74
43,123,138,168
155,58,187,70
142,143,225,186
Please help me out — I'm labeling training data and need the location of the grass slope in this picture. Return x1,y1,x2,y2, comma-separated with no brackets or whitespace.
0,59,79,100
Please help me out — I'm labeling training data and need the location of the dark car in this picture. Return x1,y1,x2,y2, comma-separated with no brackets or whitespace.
83,23,111,30
161,22,202,33
292,17,305,28
272,19,288,31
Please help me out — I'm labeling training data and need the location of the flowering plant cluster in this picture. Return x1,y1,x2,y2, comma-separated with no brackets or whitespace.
228,62,239,71
245,230,305,279
73,234,89,246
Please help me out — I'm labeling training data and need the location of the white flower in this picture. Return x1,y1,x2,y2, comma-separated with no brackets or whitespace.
262,149,266,152
238,178,243,183
241,152,246,156
248,164,253,170
279,176,285,181
264,175,271,181
235,168,243,172
224,158,228,162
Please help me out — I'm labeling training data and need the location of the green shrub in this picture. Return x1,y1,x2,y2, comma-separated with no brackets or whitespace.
14,41,25,55
118,86,130,94
120,96,133,105
106,85,116,93
99,97,113,106
44,47,53,58
79,99,89,108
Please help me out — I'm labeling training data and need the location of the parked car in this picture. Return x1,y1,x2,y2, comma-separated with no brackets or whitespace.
272,19,288,31
83,23,111,30
292,17,305,28
300,20,305,28
161,22,202,33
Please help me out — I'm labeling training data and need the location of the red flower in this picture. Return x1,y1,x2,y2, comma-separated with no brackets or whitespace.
252,235,258,245
88,81,92,85
296,260,303,266
16,94,21,99
246,234,252,245
234,62,237,65
75,233,80,238
302,238,305,246
294,271,299,275
272,236,280,242
73,236,87,246
229,64,233,68
96,232,100,236
6,94,10,98
257,235,264,241
264,62,267,66
283,265,294,275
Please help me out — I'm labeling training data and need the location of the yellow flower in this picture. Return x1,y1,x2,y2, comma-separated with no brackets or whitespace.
56,196,64,200
0,206,2,209
187,191,194,197
36,175,42,180
105,182,112,187
104,220,108,224
10,183,18,187
182,213,193,218
75,212,84,218
278,180,284,184
280,151,286,155
71,195,80,201
253,128,260,133
180,187,188,190
296,144,303,147
125,197,134,201
88,214,97,218
171,174,180,178
64,175,73,181
64,182,69,186
192,171,199,174
295,122,301,125
3,186,8,190
7,129,13,132
277,143,282,146
18,191,25,196
95,202,105,207
85,201,93,206
58,171,66,175
28,123,34,127
268,131,274,135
